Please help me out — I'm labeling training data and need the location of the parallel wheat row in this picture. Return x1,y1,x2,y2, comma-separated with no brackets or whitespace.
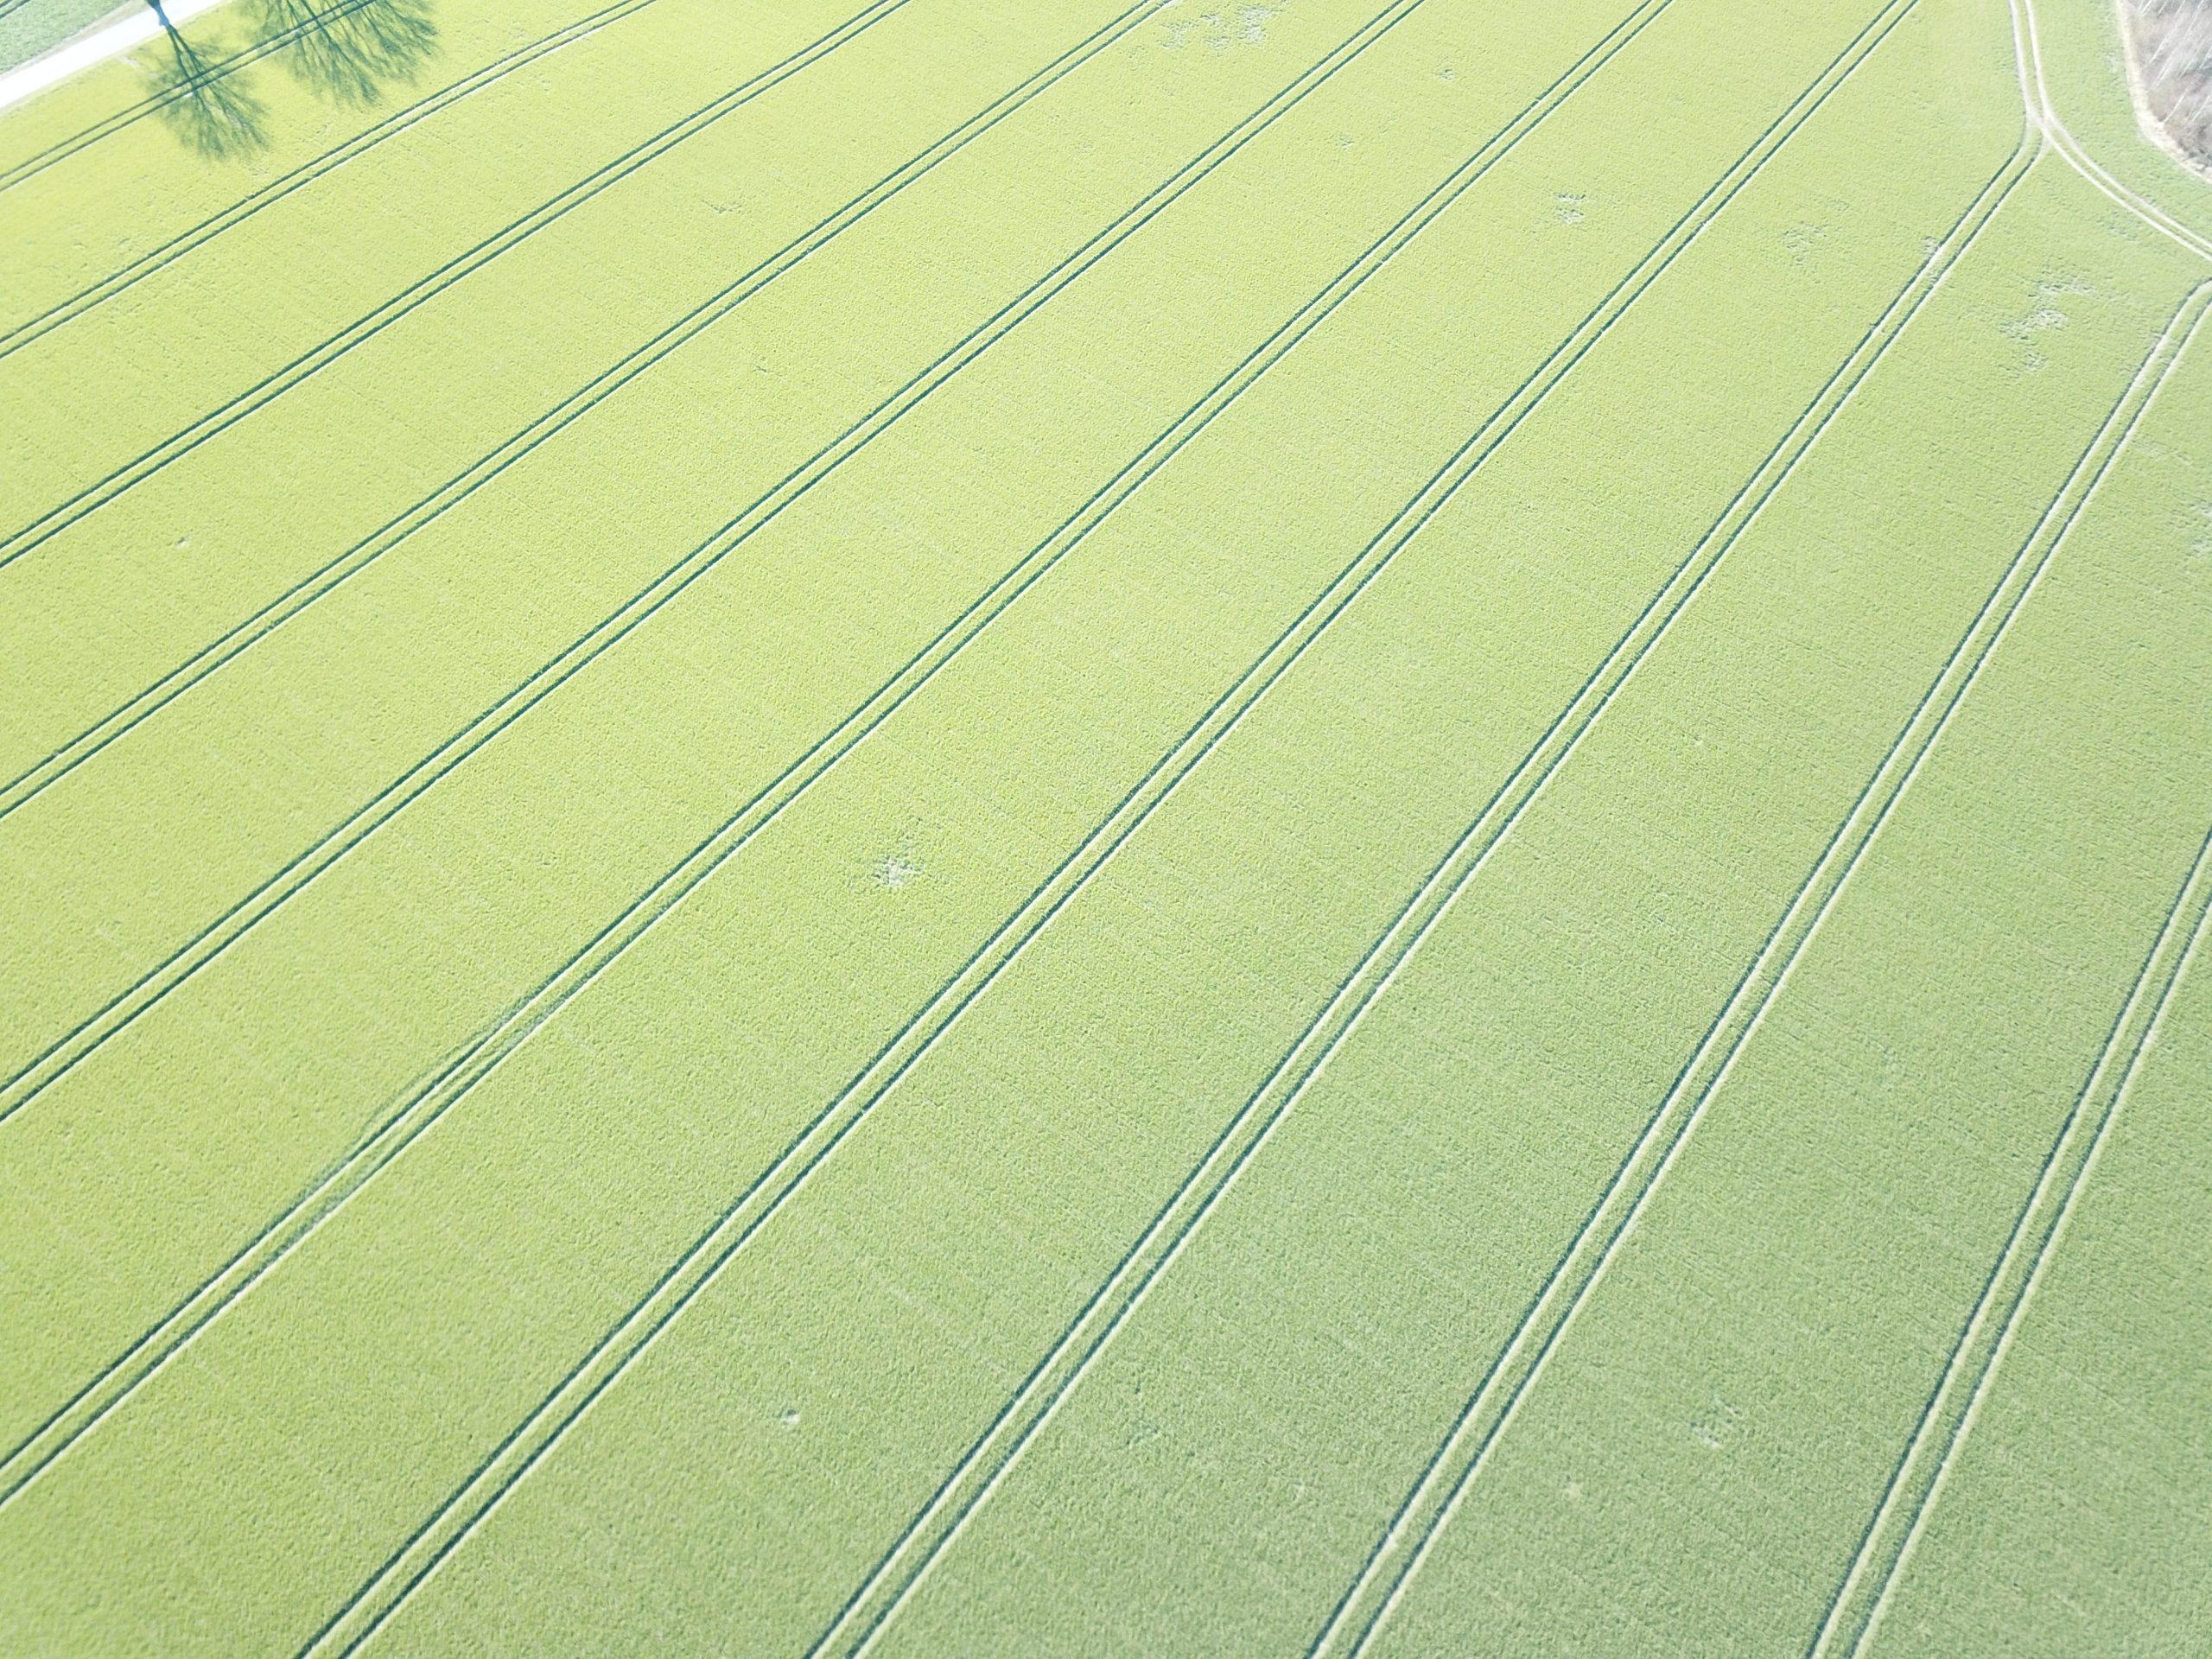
3,0,2206,1651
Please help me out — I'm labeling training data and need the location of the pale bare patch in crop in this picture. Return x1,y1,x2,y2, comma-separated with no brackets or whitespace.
1688,1394,1741,1450
1782,220,1835,265
2000,272,2094,372
868,849,922,890
1159,0,1287,54
1554,192,1587,226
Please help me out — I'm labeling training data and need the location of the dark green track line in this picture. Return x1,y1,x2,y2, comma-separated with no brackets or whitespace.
1804,288,2212,1659
1319,194,2212,1659
818,9,1974,1651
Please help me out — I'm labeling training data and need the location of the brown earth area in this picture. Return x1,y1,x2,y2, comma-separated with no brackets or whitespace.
2119,0,2212,175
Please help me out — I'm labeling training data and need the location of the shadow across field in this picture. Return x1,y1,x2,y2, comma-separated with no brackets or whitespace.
145,0,442,159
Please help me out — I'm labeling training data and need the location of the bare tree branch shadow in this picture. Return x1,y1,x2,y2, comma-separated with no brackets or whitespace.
250,0,441,108
144,0,271,161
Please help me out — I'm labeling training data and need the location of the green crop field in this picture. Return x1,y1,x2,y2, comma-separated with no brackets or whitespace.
1,0,2208,1651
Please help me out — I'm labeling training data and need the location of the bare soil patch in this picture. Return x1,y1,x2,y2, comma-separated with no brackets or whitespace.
2116,0,2212,178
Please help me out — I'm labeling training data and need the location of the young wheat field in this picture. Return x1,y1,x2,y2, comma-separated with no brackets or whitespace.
0,0,2208,1651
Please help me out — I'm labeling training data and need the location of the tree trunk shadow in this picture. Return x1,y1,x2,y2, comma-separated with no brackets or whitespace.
146,0,270,161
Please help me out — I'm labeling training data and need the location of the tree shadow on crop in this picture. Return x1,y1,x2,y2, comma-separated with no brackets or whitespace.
143,0,271,162
250,0,442,108
139,0,442,162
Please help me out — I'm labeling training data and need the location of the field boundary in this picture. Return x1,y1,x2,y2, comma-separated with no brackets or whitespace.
0,0,1465,1510
0,0,382,188
0,0,669,357
0,0,916,570
1810,671,2212,1647
6,0,2202,1649
1312,272,2212,1659
0,0,229,118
